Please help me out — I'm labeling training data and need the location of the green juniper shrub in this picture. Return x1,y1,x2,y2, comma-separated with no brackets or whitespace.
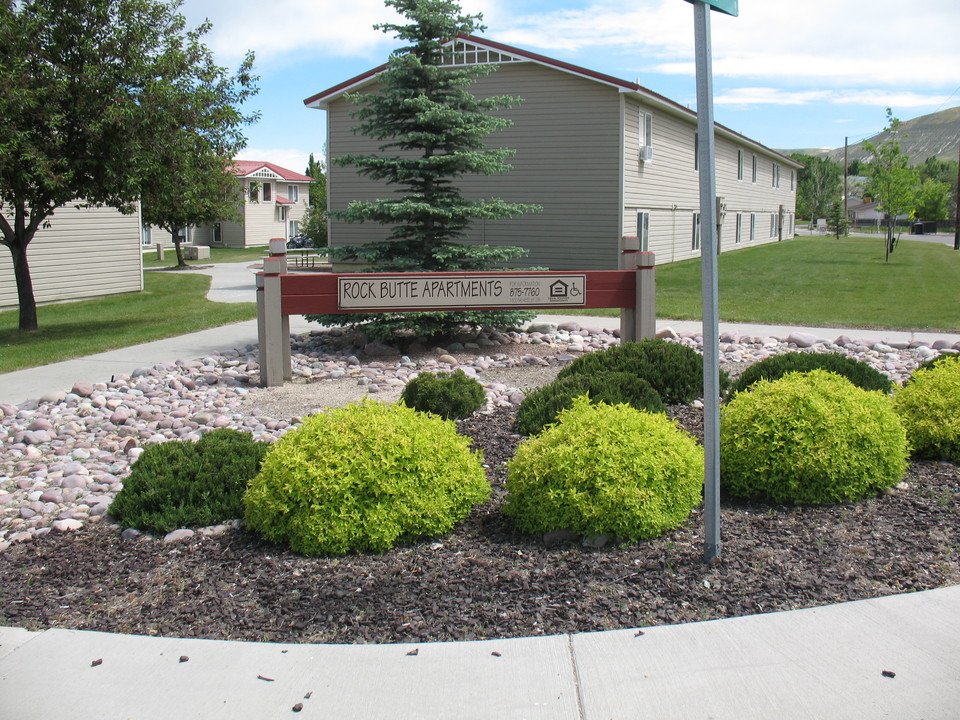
903,351,959,384
400,368,485,420
893,356,960,463
504,396,703,542
109,428,270,534
726,350,893,397
556,338,729,404
243,401,489,556
515,371,665,436
720,370,909,504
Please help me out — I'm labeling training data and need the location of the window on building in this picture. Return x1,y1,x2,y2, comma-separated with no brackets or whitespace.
289,220,300,239
737,149,744,181
639,110,653,148
288,185,299,202
735,213,743,244
692,212,701,251
751,155,758,183
694,132,699,170
750,213,756,242
772,163,781,188
771,213,780,238
141,225,152,246
790,169,795,191
248,183,258,202
637,211,650,252
262,182,272,201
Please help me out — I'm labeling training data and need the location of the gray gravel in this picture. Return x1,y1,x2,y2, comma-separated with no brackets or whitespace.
1,321,958,551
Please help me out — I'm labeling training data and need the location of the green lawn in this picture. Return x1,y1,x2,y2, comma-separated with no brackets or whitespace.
0,273,256,374
141,245,270,269
548,237,960,332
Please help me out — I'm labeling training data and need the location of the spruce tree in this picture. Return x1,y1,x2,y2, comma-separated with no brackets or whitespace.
308,0,541,341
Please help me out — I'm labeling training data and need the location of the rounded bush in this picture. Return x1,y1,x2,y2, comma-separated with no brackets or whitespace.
720,370,908,504
504,396,703,541
556,338,729,404
243,401,490,556
110,428,270,533
727,351,893,397
903,351,959,384
400,368,485,420
516,371,665,436
893,356,960,462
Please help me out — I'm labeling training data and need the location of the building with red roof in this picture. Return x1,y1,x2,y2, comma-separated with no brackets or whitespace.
142,160,313,250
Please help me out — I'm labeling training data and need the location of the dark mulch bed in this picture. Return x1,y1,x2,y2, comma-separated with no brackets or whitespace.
2,405,958,644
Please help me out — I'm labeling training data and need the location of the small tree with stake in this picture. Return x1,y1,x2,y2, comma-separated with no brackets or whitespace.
307,0,541,341
863,109,919,262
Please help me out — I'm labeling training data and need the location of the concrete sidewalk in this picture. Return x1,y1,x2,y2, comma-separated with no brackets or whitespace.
1,586,958,719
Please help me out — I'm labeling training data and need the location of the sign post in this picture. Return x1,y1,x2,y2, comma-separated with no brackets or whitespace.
686,0,737,562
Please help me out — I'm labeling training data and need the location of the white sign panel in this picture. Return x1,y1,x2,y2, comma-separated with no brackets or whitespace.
338,274,586,310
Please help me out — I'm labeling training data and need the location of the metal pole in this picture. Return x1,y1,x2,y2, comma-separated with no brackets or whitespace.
693,0,721,562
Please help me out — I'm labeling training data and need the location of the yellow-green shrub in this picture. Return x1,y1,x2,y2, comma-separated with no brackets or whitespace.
243,401,490,555
894,356,960,463
721,370,909,504
504,396,703,541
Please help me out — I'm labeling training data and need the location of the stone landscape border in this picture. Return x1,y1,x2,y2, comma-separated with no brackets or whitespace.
255,239,657,387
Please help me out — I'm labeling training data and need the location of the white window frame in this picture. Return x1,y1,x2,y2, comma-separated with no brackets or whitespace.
750,213,756,242
692,212,701,251
289,219,300,238
288,185,299,202
694,132,699,170
141,225,152,246
639,110,653,149
751,155,757,184
248,182,258,202
772,162,781,188
262,182,272,202
637,211,650,252
735,213,743,244
737,149,744,181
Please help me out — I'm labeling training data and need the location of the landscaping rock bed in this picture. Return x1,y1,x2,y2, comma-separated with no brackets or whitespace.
0,324,958,642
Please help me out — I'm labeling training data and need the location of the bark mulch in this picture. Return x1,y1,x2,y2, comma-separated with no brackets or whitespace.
2,405,958,644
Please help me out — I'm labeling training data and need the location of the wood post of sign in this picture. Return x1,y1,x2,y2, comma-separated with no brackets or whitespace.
257,238,291,387
620,247,656,342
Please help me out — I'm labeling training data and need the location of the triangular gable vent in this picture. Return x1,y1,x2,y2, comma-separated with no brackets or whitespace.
440,39,524,68
248,168,283,180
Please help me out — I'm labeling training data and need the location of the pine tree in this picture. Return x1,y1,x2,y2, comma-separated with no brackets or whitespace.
308,0,541,341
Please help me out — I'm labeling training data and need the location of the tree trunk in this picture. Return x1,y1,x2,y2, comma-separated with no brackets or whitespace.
171,225,187,267
10,241,39,332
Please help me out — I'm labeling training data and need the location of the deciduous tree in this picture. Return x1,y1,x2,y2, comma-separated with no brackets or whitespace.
0,0,255,328
863,109,919,261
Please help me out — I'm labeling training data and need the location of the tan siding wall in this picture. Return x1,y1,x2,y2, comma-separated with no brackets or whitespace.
1,203,143,309
622,97,798,264
327,62,623,270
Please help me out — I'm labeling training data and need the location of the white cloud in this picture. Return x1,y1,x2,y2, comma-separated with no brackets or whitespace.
494,0,960,89
182,0,502,66
714,87,950,108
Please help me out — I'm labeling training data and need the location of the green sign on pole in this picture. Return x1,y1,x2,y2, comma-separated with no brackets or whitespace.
684,0,738,16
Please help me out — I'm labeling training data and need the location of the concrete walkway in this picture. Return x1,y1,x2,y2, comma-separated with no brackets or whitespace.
1,586,958,719
2,261,958,406
2,261,959,718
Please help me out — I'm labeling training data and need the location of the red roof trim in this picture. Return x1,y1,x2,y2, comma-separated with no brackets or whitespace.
275,195,295,205
231,160,312,182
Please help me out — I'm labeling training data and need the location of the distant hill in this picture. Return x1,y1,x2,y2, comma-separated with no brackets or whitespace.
779,106,960,166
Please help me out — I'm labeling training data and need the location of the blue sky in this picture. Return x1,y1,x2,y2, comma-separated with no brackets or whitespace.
181,0,960,175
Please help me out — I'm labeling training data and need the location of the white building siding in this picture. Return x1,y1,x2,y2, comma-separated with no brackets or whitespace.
1,203,143,310
622,97,798,264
